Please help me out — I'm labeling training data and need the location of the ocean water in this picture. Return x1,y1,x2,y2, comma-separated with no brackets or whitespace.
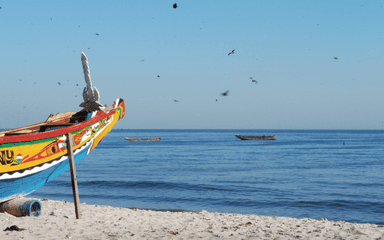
29,129,384,224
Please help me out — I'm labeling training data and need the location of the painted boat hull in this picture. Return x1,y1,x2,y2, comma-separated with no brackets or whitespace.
0,99,125,202
235,134,276,140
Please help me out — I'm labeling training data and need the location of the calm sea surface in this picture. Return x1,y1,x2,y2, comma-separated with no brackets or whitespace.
29,129,384,224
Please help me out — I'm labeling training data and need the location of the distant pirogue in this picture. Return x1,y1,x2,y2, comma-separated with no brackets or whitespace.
125,137,161,141
0,52,125,202
235,135,276,140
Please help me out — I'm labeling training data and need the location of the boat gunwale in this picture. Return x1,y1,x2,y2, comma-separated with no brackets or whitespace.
0,99,124,144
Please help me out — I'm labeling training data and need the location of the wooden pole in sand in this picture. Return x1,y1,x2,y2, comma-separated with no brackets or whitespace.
66,133,81,219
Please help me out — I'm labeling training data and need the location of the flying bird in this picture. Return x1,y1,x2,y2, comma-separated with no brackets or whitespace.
334,57,338,60
250,77,258,84
173,3,177,8
228,49,235,56
58,82,61,85
174,100,179,102
95,33,99,36
221,90,229,96
157,75,160,78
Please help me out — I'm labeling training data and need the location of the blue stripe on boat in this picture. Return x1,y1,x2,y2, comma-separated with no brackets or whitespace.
0,141,91,201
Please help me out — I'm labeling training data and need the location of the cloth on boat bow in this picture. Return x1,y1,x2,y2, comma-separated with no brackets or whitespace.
79,52,112,113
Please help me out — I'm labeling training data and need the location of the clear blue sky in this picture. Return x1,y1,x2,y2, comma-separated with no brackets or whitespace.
1,1,383,129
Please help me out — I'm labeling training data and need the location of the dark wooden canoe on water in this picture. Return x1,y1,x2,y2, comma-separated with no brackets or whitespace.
125,137,161,141
235,134,276,140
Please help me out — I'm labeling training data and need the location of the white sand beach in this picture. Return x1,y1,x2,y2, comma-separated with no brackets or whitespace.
1,198,383,239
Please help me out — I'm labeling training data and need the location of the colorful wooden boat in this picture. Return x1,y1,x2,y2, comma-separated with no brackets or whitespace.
125,137,161,141
0,52,125,202
0,99,125,202
235,134,276,140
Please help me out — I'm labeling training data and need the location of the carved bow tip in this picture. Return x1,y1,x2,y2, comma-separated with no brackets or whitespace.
81,52,87,61
79,51,110,113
